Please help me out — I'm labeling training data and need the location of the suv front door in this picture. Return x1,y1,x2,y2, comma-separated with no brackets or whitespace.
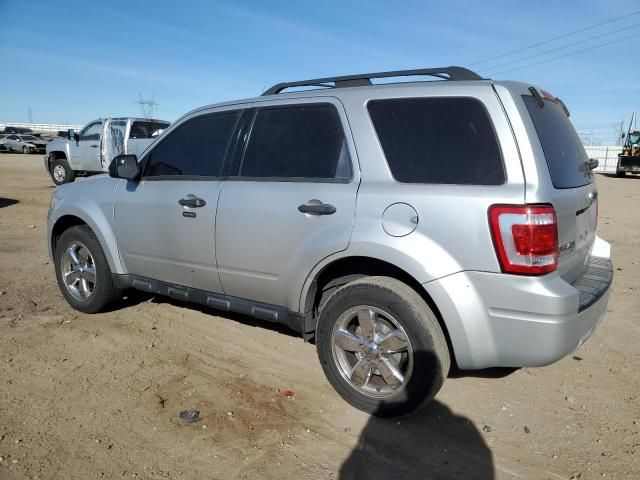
215,99,359,310
114,107,244,292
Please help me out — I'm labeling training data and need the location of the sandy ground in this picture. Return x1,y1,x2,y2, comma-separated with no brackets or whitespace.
0,153,638,480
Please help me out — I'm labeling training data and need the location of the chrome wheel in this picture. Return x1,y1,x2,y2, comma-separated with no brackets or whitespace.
53,164,66,182
331,305,413,399
60,242,96,300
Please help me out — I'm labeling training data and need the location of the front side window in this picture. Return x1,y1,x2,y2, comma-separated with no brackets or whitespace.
80,122,102,141
368,97,505,185
144,111,242,178
240,104,352,180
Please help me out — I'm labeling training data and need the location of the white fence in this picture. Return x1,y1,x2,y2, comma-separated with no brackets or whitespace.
0,122,83,134
584,145,622,174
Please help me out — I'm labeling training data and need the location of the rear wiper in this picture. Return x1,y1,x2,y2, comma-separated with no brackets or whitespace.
556,97,571,117
528,87,544,108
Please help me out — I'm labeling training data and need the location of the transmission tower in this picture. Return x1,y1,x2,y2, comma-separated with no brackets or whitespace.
133,93,158,118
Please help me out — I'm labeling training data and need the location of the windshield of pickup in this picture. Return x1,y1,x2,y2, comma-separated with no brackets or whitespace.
130,121,170,139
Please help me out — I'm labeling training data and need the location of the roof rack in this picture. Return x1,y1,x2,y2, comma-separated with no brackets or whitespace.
262,66,483,95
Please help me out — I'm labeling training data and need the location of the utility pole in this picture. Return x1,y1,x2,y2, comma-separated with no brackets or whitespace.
133,93,158,118
27,106,33,124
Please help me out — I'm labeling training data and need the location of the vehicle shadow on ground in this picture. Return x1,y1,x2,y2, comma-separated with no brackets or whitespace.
116,294,494,477
601,173,640,179
117,290,299,338
0,198,19,208
340,351,494,480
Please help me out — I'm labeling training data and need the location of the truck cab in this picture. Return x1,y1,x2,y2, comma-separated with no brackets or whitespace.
45,117,170,185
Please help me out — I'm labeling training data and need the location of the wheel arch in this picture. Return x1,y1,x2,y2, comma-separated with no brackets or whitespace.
47,151,68,170
50,211,124,275
300,254,457,366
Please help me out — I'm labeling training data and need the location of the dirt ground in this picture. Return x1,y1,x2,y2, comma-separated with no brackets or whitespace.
0,153,638,480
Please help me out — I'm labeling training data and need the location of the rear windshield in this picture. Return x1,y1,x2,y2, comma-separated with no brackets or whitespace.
522,95,592,189
368,97,505,185
130,121,170,139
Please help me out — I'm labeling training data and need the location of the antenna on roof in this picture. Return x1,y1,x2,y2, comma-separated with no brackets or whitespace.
133,93,158,118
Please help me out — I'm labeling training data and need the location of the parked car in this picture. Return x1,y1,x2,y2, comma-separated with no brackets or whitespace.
2,126,35,135
47,67,612,417
0,135,8,152
44,117,170,185
3,134,48,154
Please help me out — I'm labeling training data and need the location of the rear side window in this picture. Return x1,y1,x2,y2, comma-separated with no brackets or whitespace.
144,111,241,177
240,104,352,180
522,95,592,189
130,121,171,139
368,97,504,185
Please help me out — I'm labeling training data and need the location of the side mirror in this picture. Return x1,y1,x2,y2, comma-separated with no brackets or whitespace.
67,129,75,140
622,133,626,139
109,154,140,180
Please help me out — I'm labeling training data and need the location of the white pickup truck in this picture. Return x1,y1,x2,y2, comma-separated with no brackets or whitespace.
44,117,170,185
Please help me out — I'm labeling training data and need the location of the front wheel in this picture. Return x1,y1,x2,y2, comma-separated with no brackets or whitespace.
54,225,122,313
22,146,29,154
316,276,450,417
50,157,75,185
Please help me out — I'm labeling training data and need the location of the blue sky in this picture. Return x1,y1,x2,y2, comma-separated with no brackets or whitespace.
0,0,638,142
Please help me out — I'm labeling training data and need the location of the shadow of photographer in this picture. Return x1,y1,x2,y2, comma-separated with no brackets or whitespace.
340,351,494,480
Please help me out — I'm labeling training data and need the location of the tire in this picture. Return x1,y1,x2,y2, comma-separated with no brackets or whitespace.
316,276,450,417
50,157,75,185
54,225,122,313
616,167,626,177
22,146,29,154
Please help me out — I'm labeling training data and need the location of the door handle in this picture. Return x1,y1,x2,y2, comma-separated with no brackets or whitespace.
90,144,99,148
298,202,336,216
179,196,206,208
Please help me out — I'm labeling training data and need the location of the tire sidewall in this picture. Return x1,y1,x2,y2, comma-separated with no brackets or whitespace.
54,225,113,314
50,158,74,185
316,278,448,417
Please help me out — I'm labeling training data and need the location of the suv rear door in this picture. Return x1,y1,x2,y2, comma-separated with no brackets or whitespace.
498,84,598,283
215,98,358,310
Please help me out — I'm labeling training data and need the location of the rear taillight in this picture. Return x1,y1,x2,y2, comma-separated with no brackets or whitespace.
489,205,558,275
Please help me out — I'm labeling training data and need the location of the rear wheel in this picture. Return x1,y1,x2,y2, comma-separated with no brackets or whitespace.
50,157,75,185
316,276,450,417
54,225,122,313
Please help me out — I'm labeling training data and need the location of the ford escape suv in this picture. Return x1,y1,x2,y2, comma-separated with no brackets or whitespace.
47,67,613,417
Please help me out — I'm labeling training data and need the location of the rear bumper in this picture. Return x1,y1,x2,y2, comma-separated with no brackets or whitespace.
424,236,612,369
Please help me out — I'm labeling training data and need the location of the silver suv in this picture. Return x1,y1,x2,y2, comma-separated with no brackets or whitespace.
47,67,613,417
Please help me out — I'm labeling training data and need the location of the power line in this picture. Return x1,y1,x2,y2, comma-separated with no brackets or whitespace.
480,23,640,73
468,10,640,67
489,31,640,76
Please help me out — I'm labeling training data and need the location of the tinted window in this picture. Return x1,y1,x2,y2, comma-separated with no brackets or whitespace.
145,111,241,177
522,95,592,189
368,97,504,185
130,121,171,139
241,105,351,180
8,135,18,140
80,122,102,141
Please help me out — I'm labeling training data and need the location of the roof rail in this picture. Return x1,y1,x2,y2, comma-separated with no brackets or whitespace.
261,66,484,95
